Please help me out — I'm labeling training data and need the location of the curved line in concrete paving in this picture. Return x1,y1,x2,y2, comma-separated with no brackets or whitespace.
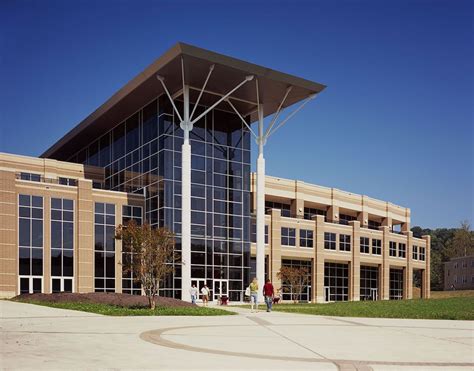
140,325,474,368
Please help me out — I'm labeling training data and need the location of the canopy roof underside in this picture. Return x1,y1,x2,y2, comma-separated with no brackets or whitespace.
42,42,326,160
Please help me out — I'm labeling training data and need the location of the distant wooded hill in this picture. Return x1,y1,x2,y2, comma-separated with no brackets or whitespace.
412,222,474,290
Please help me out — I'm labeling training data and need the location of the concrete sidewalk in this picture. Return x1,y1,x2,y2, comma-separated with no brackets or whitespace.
1,300,473,370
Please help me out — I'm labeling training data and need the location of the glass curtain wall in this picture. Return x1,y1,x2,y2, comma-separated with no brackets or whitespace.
51,198,74,293
281,259,312,301
68,94,251,300
360,265,378,300
18,195,43,294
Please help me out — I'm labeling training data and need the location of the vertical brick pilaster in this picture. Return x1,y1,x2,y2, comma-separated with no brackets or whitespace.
357,211,368,228
43,197,51,293
405,231,413,299
327,205,339,224
349,221,360,301
380,226,390,300
313,215,325,303
77,180,94,293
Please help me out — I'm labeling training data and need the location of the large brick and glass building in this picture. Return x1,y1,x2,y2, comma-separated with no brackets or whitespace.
0,43,430,301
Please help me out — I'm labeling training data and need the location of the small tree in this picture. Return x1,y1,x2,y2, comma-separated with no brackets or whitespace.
115,221,175,309
277,266,310,303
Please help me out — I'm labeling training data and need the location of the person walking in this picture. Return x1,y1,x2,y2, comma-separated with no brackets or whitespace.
249,277,259,312
201,284,210,306
263,279,274,312
189,284,198,304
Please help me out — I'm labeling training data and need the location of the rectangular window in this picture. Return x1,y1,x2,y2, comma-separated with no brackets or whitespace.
360,237,370,254
372,239,382,255
58,177,78,186
389,268,403,300
412,245,418,260
324,232,336,250
251,223,269,244
20,172,41,182
324,262,348,301
398,243,406,258
339,214,356,225
266,201,291,217
19,195,43,294
339,234,351,251
300,229,314,248
419,247,425,261
389,241,397,257
368,220,381,230
281,259,312,301
303,207,327,221
360,266,378,301
281,227,296,246
95,202,115,292
51,198,74,292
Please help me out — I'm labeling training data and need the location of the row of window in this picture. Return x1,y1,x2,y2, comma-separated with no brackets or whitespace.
19,195,75,294
324,233,351,251
19,172,77,186
281,227,314,248
389,242,406,258
412,245,426,261
452,261,474,269
452,276,474,284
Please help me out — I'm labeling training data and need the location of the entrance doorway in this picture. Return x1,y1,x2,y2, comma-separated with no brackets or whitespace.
324,286,331,302
19,276,42,294
51,277,73,293
213,279,228,301
191,279,206,302
370,288,378,301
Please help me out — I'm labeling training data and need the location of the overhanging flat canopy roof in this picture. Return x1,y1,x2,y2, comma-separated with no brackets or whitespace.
42,42,326,160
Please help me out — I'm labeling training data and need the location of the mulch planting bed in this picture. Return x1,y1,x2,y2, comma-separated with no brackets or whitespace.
13,292,195,308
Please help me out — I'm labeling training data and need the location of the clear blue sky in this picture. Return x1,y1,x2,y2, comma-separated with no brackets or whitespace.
0,0,472,229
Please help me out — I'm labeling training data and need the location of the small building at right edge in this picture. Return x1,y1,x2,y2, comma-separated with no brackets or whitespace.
444,256,474,291
249,174,431,302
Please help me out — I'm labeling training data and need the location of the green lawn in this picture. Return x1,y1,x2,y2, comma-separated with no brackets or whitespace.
244,297,474,320
13,300,235,316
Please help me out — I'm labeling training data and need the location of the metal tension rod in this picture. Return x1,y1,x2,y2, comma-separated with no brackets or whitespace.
156,74,183,123
225,99,258,140
190,75,254,125
264,86,292,138
266,93,317,139
189,64,215,121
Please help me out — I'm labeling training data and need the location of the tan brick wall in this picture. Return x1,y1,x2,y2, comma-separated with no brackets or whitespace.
0,153,144,298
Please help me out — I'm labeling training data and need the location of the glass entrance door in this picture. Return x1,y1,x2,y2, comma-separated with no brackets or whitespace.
324,286,331,302
191,279,206,302
51,277,74,293
19,276,43,294
213,279,228,301
370,288,378,301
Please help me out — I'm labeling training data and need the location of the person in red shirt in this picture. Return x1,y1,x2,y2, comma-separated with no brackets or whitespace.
263,279,274,312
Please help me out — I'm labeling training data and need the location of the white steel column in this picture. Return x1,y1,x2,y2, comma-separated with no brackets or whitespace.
256,104,265,303
181,84,192,302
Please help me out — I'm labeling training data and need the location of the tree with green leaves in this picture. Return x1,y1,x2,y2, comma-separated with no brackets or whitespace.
115,221,176,309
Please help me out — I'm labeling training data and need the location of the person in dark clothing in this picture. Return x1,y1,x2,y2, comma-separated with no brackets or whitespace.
263,279,274,312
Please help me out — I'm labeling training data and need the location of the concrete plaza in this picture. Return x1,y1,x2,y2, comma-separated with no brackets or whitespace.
1,300,473,370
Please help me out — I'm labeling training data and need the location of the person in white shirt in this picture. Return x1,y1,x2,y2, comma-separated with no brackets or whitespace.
189,285,198,304
201,284,210,306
